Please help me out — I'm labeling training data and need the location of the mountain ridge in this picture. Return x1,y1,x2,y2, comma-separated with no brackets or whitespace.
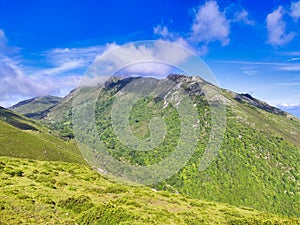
9,95,62,119
10,74,298,120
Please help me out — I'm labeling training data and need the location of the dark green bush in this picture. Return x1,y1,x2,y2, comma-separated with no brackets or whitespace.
58,195,94,214
77,203,137,225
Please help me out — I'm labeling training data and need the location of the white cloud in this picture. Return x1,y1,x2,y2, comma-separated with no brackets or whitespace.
0,62,42,97
0,29,83,107
0,61,81,107
234,9,255,25
153,25,192,51
91,40,192,78
31,60,86,77
290,1,300,20
117,62,172,77
266,6,296,46
190,1,230,46
153,25,172,39
46,46,103,65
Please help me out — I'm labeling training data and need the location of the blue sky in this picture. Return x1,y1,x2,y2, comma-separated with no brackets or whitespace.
0,0,300,116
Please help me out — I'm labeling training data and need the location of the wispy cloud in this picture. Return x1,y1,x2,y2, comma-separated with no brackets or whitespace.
29,45,105,77
278,64,300,71
277,82,300,86
242,66,259,76
278,51,300,56
0,29,9,55
287,57,300,61
233,9,255,25
216,59,300,73
30,60,85,77
215,60,284,66
0,29,19,57
45,46,103,65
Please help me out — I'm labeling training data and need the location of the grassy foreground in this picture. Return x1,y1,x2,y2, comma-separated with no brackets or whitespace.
0,156,299,225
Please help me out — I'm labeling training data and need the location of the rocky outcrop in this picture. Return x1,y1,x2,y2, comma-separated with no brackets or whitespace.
234,93,287,116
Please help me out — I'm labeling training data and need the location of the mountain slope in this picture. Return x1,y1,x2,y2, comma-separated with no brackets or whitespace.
10,95,62,119
0,107,84,164
23,75,300,217
0,156,299,225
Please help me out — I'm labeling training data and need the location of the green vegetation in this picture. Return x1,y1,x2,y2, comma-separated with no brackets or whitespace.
0,107,84,164
0,156,299,224
0,106,38,131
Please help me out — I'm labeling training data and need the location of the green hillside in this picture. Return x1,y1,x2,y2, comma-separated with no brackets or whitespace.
10,96,62,119
0,107,84,164
41,75,300,217
0,156,299,225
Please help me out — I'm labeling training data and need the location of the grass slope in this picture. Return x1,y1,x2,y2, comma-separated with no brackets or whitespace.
0,156,299,225
0,107,84,164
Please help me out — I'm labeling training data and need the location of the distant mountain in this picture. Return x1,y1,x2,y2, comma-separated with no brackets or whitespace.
0,106,84,164
10,95,62,119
